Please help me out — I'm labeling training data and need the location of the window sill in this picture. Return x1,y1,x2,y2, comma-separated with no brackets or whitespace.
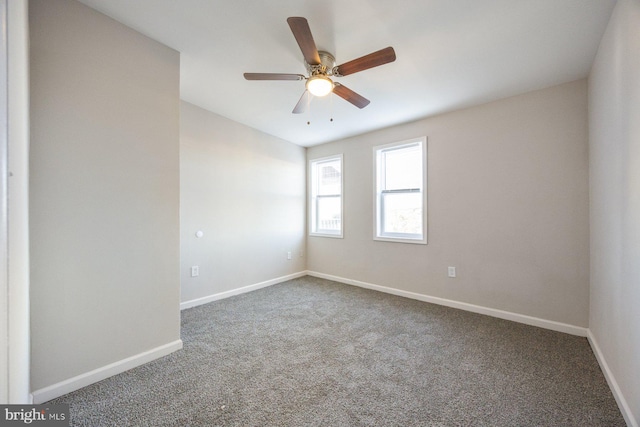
374,236,427,245
310,232,343,239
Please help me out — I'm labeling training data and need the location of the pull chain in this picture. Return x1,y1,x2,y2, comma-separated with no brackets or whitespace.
330,91,334,123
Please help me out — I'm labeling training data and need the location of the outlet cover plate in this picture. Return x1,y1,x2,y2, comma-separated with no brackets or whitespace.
448,266,456,278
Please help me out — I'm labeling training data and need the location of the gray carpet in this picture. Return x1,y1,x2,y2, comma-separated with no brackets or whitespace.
49,276,625,426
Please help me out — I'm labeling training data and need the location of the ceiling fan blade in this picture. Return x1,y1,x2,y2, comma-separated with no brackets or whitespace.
292,91,310,114
333,83,370,109
287,17,321,66
244,73,305,81
334,47,396,76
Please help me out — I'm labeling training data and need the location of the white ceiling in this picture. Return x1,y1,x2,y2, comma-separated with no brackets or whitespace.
77,0,616,147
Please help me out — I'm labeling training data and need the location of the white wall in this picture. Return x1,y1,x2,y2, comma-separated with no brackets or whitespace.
180,102,306,307
307,79,590,328
0,0,8,404
29,0,181,398
6,0,30,404
588,0,640,425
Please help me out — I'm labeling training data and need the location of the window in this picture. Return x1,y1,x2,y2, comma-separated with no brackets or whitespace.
374,137,427,244
310,155,343,237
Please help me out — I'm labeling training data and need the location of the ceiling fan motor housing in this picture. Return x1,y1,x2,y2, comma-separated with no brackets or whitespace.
307,50,336,76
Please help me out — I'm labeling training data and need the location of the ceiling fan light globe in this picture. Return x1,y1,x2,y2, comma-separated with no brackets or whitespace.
306,75,334,97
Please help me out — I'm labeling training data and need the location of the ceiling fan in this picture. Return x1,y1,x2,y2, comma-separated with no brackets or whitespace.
244,17,396,114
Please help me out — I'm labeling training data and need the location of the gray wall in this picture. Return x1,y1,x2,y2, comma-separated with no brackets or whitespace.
180,102,306,304
29,0,180,392
589,0,640,424
307,79,590,327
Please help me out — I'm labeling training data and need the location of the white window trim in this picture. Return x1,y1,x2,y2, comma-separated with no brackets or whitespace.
373,137,427,245
309,154,344,238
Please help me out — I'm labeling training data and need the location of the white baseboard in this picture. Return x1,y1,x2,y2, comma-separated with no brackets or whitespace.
306,271,588,337
180,271,308,310
31,339,183,404
587,330,638,427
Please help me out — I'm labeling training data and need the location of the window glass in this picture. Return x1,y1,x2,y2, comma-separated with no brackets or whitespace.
382,192,422,235
382,144,422,190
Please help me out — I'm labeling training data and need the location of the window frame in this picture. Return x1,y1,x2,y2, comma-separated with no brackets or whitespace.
309,154,344,238
373,137,427,244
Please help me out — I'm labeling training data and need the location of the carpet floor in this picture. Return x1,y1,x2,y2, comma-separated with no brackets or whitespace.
48,276,625,426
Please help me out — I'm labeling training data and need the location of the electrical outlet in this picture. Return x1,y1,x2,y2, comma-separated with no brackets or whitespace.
287,251,292,260
448,266,456,278
191,266,199,277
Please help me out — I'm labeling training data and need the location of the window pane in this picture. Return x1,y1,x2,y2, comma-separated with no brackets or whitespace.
317,160,341,196
383,144,421,190
382,192,422,235
317,196,341,231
